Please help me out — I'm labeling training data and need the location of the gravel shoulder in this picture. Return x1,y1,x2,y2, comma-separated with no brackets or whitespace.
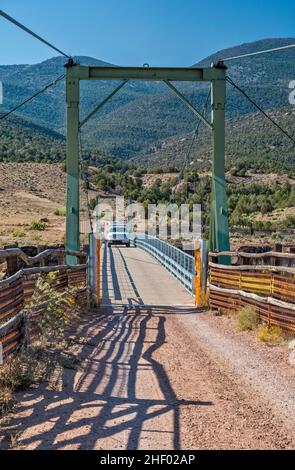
168,310,295,448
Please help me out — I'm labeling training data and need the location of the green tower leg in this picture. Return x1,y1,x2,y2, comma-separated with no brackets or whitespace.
210,76,230,261
65,74,80,264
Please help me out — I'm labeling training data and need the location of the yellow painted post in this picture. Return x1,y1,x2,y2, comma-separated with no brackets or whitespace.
97,238,101,305
195,246,201,307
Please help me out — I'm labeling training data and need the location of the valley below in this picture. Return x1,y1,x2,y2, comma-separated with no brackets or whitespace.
1,38,295,250
0,162,294,250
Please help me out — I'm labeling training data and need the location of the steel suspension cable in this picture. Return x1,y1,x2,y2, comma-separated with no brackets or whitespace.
221,42,295,62
78,130,94,234
0,73,65,121
0,9,71,59
170,89,211,203
183,89,211,167
226,76,295,145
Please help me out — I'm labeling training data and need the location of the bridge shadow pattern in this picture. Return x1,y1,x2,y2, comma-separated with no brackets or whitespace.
101,245,145,305
0,304,211,450
0,246,209,450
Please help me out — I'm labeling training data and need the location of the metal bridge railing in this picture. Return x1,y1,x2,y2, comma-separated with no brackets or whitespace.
134,235,195,296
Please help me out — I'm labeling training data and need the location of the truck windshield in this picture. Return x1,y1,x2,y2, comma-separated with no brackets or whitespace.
110,226,127,233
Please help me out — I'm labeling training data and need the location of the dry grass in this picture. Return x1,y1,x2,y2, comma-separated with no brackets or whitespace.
0,345,55,433
235,307,286,346
54,208,66,217
0,387,14,420
257,325,285,345
0,344,67,449
12,228,25,238
0,283,86,436
0,340,83,434
236,306,259,331
0,346,53,392
58,351,81,370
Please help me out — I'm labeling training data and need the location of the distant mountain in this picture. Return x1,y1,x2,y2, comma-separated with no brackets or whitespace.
0,56,115,131
0,112,65,163
196,38,295,117
134,107,295,174
0,112,109,166
0,38,295,160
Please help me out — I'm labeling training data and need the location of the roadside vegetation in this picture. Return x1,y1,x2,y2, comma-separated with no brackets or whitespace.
235,306,285,345
257,325,285,345
90,160,295,237
0,272,85,439
0,112,294,243
236,306,259,331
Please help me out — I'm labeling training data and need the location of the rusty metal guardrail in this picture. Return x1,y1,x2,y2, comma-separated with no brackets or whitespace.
209,250,295,267
209,260,295,332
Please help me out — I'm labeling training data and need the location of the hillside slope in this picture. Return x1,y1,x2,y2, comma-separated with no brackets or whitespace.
0,113,112,165
135,107,295,174
0,113,65,162
0,38,295,159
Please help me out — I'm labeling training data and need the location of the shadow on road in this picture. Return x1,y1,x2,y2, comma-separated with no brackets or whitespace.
102,244,122,302
101,245,145,305
2,305,212,450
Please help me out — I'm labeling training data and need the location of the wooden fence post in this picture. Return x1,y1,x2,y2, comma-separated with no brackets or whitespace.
5,244,18,276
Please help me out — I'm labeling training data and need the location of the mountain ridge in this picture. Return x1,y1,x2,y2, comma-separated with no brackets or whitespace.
195,37,295,66
0,38,295,160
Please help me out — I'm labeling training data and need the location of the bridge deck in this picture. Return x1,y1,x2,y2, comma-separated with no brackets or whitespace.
101,245,195,306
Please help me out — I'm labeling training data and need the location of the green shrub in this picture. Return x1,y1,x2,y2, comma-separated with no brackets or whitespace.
280,215,295,229
12,228,25,238
236,306,259,331
29,272,78,337
54,208,66,217
30,220,47,231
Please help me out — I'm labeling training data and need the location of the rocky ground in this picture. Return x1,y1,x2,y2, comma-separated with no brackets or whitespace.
0,163,99,247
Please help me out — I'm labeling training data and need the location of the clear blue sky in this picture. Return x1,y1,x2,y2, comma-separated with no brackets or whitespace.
0,0,294,66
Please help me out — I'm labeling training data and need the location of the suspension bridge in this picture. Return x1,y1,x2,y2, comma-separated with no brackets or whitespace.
0,8,295,451
99,243,196,307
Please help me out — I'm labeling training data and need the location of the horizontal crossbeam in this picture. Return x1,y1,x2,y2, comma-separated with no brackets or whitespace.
67,65,226,82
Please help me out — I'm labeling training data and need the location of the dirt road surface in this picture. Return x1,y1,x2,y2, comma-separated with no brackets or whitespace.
0,246,294,450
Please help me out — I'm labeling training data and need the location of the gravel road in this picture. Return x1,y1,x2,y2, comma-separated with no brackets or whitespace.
0,306,294,450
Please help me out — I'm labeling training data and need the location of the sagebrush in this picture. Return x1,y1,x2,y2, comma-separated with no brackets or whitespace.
236,306,259,331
